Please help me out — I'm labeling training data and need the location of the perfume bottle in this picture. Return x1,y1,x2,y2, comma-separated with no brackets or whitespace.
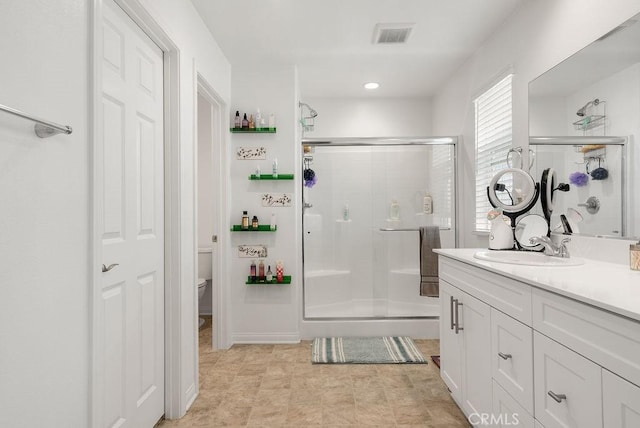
241,211,249,230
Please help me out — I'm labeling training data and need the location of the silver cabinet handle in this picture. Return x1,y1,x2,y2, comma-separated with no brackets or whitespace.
548,391,567,403
498,352,512,360
450,296,455,330
102,263,119,272
454,300,464,334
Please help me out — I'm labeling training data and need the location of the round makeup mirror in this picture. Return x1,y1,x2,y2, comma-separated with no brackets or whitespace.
488,168,538,213
540,168,556,221
515,214,549,250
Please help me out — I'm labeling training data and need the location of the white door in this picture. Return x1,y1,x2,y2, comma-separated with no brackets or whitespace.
439,280,463,403
95,1,165,427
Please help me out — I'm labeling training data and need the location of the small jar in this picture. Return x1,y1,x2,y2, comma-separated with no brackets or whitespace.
631,241,640,271
252,215,259,229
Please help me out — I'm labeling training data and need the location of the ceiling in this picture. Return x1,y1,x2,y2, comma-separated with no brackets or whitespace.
191,0,526,98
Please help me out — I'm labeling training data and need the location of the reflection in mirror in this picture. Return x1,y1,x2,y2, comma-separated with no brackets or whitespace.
528,11,640,239
515,214,548,250
529,137,627,237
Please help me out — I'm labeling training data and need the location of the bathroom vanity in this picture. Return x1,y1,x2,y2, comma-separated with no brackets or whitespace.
435,248,640,428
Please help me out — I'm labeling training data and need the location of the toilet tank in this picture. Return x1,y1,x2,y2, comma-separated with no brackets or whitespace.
198,247,212,280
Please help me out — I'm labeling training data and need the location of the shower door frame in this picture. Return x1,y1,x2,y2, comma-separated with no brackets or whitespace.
300,137,459,321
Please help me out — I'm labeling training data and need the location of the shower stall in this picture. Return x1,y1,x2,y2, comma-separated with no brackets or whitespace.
302,137,457,323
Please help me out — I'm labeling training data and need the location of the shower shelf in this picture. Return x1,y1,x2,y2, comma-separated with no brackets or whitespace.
573,115,605,131
249,174,294,180
230,225,277,232
246,276,291,285
230,128,276,133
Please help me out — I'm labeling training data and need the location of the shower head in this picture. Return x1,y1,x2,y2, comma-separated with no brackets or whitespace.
299,102,318,118
576,98,600,116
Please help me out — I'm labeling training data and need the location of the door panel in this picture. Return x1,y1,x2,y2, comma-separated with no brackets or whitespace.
97,1,165,426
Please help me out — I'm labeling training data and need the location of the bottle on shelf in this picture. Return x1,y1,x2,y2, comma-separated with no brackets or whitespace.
268,113,275,130
266,265,273,282
270,213,276,231
250,260,257,282
272,158,278,179
343,204,350,221
276,260,284,283
249,114,255,129
258,260,265,281
241,211,249,230
255,164,261,179
389,200,400,221
255,108,262,130
423,192,433,214
234,110,241,129
252,215,259,229
242,113,249,129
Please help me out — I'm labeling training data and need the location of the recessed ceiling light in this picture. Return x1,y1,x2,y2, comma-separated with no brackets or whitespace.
364,82,380,90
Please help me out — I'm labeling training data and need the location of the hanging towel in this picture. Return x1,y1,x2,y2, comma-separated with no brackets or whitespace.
419,226,441,297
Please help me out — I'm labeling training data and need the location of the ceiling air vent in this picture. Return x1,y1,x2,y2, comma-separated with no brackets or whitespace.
373,23,414,44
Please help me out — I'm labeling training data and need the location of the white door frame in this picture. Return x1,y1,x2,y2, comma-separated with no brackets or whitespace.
90,0,185,422
195,73,229,351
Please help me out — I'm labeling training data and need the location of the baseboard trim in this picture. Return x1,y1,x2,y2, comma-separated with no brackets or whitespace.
231,332,300,344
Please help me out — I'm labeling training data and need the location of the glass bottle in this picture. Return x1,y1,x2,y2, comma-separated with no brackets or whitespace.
242,113,248,129
241,211,249,230
266,265,273,282
276,260,284,283
252,215,259,229
250,260,257,283
234,110,241,129
258,260,265,281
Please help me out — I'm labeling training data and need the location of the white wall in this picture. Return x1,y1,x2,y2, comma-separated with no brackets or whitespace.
0,0,231,425
228,66,300,343
0,2,89,427
304,97,432,138
432,0,640,250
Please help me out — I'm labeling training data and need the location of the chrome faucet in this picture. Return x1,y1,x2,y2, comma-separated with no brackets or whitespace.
529,236,571,258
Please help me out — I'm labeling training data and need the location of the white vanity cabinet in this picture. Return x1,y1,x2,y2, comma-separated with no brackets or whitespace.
439,279,492,418
437,253,640,428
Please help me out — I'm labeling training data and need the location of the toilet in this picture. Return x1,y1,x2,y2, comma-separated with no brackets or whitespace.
197,278,207,328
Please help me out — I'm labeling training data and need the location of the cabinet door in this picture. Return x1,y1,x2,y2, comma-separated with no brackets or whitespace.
439,280,463,403
460,291,492,418
493,380,534,428
492,308,534,414
603,369,640,428
534,332,602,428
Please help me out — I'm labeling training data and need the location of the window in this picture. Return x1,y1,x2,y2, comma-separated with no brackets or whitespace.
474,74,513,232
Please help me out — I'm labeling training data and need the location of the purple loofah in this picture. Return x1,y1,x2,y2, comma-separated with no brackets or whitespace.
569,171,589,187
304,175,317,188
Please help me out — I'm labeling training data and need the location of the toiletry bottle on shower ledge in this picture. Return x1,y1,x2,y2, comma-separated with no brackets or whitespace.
343,204,350,221
234,110,241,129
423,193,433,214
389,200,400,221
272,158,278,178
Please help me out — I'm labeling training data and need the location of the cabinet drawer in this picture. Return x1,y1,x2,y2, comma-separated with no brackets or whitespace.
532,287,640,387
534,332,602,428
491,308,534,414
603,369,640,428
440,258,532,325
492,380,534,428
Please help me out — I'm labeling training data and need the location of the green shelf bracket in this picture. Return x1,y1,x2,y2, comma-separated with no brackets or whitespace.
249,174,294,180
246,275,291,285
230,128,276,133
230,225,277,232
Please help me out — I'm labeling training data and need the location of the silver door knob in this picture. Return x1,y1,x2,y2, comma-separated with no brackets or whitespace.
102,263,119,272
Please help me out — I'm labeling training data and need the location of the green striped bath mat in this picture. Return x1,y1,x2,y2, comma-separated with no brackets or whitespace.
311,336,427,364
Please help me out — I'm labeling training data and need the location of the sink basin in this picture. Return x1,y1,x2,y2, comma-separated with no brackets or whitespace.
474,250,584,267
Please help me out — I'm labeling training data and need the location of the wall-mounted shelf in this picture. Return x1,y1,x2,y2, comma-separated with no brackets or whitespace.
231,225,277,232
246,276,291,285
249,174,294,180
230,128,276,133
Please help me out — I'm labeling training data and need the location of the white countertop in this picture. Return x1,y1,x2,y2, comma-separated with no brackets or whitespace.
434,248,640,322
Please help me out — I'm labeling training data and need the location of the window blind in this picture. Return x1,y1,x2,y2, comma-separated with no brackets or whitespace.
474,74,513,232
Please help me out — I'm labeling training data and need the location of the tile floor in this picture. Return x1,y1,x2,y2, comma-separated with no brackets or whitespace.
158,316,470,427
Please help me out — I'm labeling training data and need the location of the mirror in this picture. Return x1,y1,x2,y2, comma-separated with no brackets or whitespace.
488,168,538,213
515,214,548,250
529,12,640,239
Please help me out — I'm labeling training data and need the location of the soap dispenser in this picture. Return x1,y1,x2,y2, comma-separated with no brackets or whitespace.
389,200,400,221
487,209,514,250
